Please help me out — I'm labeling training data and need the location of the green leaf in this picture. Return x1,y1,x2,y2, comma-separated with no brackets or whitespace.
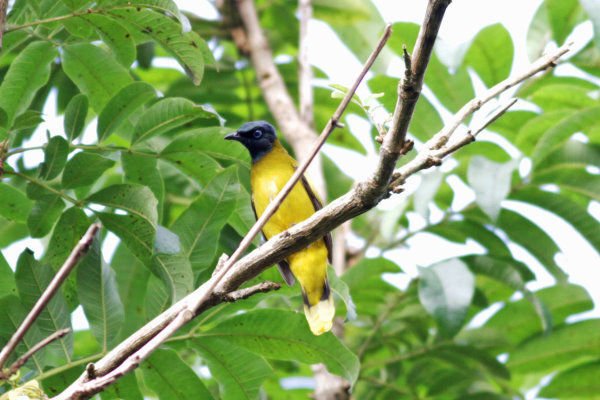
15,250,72,362
202,308,360,384
97,82,156,141
82,13,136,67
43,207,90,307
141,348,214,399
39,136,69,180
535,140,600,174
418,259,475,338
531,105,600,164
327,266,356,320
540,360,600,399
159,127,246,184
171,167,239,272
467,156,517,221
87,183,158,226
194,337,273,400
13,110,44,130
426,56,475,113
27,194,66,238
100,370,143,400
89,184,158,261
133,97,217,144
427,219,512,257
529,84,596,111
97,212,156,263
77,236,124,350
508,319,600,374
495,209,568,281
0,217,28,247
0,296,45,372
62,43,132,112
462,255,531,291
111,243,150,339
62,152,116,189
0,252,17,299
64,94,89,141
108,8,208,85
546,0,583,45
0,183,32,222
535,169,600,201
516,110,572,156
511,188,600,253
464,24,514,88
122,153,165,220
0,41,58,125
527,2,550,61
150,253,193,302
483,284,593,347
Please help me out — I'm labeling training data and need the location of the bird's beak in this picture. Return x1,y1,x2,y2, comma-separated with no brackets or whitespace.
224,132,240,141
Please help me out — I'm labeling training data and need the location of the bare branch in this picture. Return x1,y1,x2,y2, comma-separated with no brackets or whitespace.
0,224,101,370
389,42,571,188
222,281,281,302
372,0,452,191
1,329,71,381
298,0,314,125
427,42,572,150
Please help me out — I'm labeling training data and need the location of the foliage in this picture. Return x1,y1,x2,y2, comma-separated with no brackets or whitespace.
0,0,599,399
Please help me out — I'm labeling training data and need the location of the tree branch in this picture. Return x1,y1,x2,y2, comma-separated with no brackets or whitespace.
1,329,71,381
0,224,100,371
51,3,572,398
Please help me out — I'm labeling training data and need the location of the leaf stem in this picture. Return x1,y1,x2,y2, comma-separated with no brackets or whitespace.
4,170,82,206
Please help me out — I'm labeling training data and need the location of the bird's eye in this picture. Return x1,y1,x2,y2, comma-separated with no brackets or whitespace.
253,129,263,139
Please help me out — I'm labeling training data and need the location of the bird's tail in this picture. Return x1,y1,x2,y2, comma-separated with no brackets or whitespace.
302,281,335,336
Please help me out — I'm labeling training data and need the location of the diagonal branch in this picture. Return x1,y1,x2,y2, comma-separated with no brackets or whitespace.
1,329,71,381
0,224,101,371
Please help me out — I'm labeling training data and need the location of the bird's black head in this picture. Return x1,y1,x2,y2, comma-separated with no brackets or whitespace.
224,121,277,162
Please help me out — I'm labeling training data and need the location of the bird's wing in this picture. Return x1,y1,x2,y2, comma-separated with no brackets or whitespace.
300,175,333,264
251,197,296,286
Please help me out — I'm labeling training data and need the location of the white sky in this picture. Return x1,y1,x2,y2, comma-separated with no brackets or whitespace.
1,4,599,396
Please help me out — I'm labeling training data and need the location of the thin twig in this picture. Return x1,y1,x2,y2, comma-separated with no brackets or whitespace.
427,42,572,150
222,281,281,302
1,329,71,380
0,224,100,370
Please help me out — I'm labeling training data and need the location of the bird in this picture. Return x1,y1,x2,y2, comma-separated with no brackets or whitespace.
225,121,334,335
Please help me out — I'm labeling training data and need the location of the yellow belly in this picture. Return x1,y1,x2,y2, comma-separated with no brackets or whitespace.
250,142,328,306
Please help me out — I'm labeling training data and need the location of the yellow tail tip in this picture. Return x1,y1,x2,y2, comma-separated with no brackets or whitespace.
303,296,335,335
